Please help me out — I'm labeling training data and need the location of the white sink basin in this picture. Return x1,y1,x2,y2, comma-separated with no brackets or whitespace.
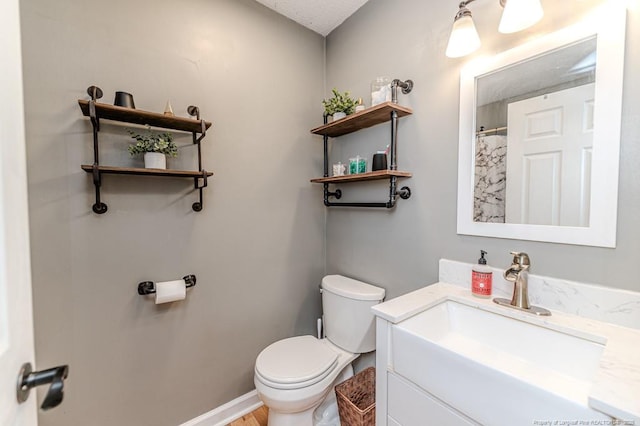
392,300,610,424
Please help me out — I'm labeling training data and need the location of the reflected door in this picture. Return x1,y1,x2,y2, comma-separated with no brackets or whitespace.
505,83,594,226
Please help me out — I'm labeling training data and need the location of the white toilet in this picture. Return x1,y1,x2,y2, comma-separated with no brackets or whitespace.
254,275,385,426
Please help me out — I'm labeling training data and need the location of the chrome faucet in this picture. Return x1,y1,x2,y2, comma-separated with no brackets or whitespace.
493,252,551,316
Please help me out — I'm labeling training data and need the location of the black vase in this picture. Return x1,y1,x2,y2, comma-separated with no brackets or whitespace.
114,91,135,109
372,153,388,171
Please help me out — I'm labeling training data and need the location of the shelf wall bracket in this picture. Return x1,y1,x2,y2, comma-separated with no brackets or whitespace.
391,79,413,103
197,119,207,143
323,183,342,205
318,81,413,209
192,170,208,212
90,164,108,214
189,106,207,213
87,86,108,214
323,177,411,209
87,86,103,131
80,90,212,215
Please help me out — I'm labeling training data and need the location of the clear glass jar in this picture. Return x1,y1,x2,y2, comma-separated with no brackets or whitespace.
371,77,391,107
349,156,367,174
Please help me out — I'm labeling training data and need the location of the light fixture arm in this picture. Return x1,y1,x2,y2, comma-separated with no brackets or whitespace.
455,0,506,19
454,0,475,21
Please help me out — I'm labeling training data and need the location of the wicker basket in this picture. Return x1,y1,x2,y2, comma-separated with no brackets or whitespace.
335,367,375,426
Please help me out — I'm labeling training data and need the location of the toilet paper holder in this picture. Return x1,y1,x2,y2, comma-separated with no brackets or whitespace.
137,275,196,295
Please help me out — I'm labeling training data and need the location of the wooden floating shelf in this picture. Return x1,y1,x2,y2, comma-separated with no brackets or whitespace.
81,165,213,178
310,170,412,184
78,100,212,133
310,102,413,138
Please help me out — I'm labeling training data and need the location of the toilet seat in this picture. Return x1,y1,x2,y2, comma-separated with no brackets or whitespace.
255,336,339,390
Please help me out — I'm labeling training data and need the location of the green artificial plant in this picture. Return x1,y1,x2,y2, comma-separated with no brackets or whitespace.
322,88,357,116
127,126,178,157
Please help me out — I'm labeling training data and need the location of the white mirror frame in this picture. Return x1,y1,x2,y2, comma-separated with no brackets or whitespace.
457,4,626,248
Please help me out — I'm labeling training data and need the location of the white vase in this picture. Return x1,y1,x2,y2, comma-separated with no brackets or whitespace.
144,152,166,169
333,112,347,120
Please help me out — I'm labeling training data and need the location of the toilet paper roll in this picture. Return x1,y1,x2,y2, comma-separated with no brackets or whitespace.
155,279,186,304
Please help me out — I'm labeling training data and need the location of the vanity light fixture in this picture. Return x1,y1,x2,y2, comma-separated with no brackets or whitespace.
445,0,544,58
445,4,481,58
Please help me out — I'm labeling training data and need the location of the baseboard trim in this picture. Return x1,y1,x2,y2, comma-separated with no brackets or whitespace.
180,389,263,426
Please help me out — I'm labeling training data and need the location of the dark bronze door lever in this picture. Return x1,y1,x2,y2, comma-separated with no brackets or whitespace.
16,362,69,410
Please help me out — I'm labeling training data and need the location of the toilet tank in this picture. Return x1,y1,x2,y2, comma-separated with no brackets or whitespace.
321,275,385,354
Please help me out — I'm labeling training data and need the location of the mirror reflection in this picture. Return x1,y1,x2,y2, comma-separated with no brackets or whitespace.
473,37,597,226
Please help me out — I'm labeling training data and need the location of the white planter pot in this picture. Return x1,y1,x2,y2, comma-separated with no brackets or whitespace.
144,152,166,169
333,112,347,120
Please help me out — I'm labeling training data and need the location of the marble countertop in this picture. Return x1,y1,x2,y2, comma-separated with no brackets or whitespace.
372,282,640,422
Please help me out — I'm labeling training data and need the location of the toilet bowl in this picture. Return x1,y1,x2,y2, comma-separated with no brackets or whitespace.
255,336,356,425
254,275,385,426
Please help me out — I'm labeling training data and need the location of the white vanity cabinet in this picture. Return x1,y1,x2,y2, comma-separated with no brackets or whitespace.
372,282,640,426
374,317,478,426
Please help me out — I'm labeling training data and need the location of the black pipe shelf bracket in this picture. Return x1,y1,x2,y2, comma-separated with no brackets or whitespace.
78,85,213,214
138,274,197,295
310,79,414,209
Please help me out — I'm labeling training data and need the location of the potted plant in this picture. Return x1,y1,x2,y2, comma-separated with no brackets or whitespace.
127,126,178,169
322,88,357,120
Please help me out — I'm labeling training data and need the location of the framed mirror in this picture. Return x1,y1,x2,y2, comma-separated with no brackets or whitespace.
457,5,626,247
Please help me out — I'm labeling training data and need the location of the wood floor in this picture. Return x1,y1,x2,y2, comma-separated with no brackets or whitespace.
228,405,268,426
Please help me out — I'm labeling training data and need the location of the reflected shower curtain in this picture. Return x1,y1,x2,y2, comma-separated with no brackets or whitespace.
474,134,507,223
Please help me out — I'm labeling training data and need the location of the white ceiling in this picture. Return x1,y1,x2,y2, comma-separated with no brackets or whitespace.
253,0,371,36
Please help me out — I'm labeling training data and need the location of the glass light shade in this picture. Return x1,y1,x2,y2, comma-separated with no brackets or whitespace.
498,0,544,34
446,14,481,58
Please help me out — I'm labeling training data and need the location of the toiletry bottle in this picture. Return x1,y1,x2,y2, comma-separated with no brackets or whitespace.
472,250,492,298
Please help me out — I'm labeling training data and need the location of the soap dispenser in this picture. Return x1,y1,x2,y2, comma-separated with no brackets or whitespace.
472,250,492,298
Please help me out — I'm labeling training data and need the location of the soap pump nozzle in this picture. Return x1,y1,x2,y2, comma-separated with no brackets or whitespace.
478,250,488,265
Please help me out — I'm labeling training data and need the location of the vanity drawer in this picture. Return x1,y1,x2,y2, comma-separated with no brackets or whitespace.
387,372,477,426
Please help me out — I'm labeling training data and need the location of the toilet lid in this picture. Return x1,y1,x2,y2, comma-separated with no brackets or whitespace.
255,336,338,389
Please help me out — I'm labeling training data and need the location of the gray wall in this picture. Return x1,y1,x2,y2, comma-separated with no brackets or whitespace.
325,0,640,298
20,0,640,424
20,0,326,424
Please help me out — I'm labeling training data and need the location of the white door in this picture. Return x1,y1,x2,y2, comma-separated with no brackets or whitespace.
505,83,594,226
0,0,38,423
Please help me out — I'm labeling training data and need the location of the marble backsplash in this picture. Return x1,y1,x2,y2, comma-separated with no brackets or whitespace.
439,258,640,330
